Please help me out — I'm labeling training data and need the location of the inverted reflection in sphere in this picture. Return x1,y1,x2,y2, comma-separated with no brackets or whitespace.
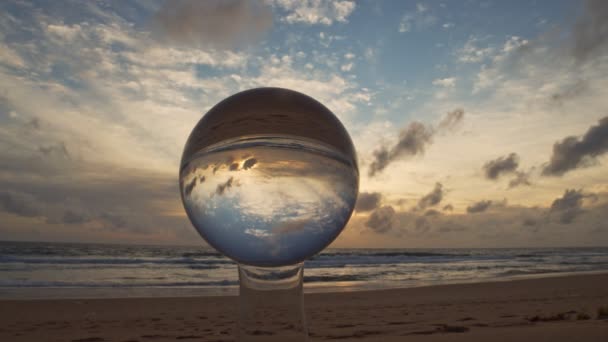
180,88,359,267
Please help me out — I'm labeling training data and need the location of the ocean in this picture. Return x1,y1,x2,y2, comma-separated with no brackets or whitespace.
1,241,607,299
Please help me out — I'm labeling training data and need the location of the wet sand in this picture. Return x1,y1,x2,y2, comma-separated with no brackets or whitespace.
1,273,607,341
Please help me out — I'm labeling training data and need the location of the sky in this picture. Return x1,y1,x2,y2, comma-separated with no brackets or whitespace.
0,0,607,248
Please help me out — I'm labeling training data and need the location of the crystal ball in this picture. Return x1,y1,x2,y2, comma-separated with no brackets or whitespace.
180,88,359,267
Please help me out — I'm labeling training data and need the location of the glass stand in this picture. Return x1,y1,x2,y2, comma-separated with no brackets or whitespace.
237,262,308,342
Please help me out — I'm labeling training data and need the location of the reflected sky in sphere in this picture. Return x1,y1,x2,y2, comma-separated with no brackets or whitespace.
180,88,359,267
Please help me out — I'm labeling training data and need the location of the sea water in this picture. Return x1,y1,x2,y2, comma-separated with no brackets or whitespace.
1,241,608,299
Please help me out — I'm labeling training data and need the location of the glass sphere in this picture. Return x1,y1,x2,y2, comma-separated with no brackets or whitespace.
180,88,359,267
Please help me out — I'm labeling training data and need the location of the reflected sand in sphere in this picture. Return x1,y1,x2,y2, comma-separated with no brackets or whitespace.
180,135,358,266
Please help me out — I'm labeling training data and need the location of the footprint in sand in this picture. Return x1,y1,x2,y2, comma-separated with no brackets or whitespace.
386,321,415,325
175,336,203,340
409,324,470,335
71,338,105,342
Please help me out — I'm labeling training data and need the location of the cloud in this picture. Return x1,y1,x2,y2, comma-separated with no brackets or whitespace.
572,0,608,62
229,162,239,171
418,182,444,209
483,153,519,180
3,0,608,248
363,47,377,63
273,218,309,234
39,142,70,159
61,210,88,224
398,4,437,33
437,108,465,132
0,156,190,240
46,209,132,235
0,0,372,246
424,209,441,216
468,3,607,96
550,189,587,224
551,80,589,104
0,40,25,68
28,117,41,130
365,205,396,233
215,176,234,195
442,204,454,211
457,36,494,63
0,191,42,218
341,62,354,71
414,216,431,233
368,122,433,176
551,189,585,211
500,36,530,55
367,146,390,177
242,158,257,170
353,191,608,246
100,212,128,229
355,192,382,212
432,77,456,88
183,177,197,196
508,170,532,188
368,109,465,176
271,0,356,25
542,116,608,176
241,52,371,117
398,15,413,33
317,31,346,48
152,0,273,49
467,200,493,214
245,228,271,238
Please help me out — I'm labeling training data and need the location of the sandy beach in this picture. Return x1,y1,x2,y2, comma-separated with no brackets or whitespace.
1,273,607,342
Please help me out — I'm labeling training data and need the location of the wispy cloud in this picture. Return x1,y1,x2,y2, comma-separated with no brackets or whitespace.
368,109,464,176
457,36,494,63
572,0,608,62
508,171,532,189
270,0,356,25
398,2,437,33
368,121,434,177
432,77,456,88
417,183,444,210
